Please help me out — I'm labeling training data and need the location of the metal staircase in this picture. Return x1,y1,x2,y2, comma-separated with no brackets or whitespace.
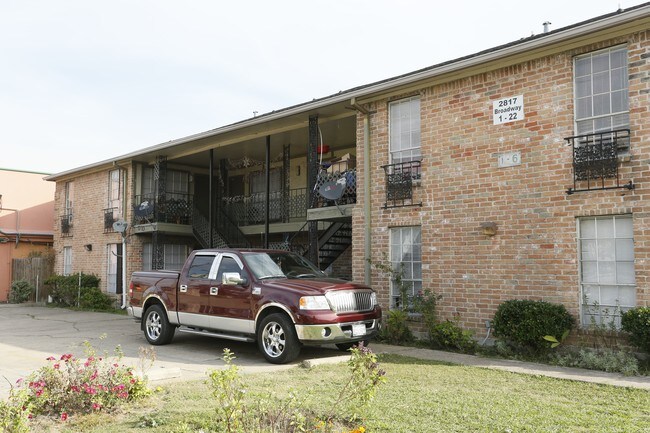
191,207,250,249
317,221,352,270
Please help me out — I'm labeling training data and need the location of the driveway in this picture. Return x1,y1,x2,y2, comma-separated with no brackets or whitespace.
0,304,348,399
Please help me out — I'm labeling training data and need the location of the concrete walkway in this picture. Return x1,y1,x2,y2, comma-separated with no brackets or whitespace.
368,343,650,391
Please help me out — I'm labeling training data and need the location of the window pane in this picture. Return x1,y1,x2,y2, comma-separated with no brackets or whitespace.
610,49,626,68
575,76,591,98
592,53,609,73
580,219,596,238
598,261,616,284
593,94,610,116
618,287,636,307
597,239,615,261
575,57,591,76
593,71,610,94
576,97,592,119
582,284,598,304
581,239,597,260
611,90,627,113
615,239,634,261
600,285,618,306
596,218,615,237
582,261,598,282
615,217,633,237
616,262,635,284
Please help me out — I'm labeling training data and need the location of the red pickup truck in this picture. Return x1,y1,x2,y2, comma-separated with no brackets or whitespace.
128,249,382,364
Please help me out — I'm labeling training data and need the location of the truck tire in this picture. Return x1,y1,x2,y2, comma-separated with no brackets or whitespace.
335,340,370,352
144,304,175,345
257,313,301,364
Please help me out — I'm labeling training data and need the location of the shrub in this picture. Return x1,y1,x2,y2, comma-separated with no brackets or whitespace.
378,309,413,345
621,307,650,353
8,280,33,304
550,347,639,376
412,289,442,334
492,299,575,353
20,343,150,421
428,320,477,353
79,287,114,310
45,274,101,307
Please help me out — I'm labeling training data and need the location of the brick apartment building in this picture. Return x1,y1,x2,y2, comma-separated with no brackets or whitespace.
47,4,649,337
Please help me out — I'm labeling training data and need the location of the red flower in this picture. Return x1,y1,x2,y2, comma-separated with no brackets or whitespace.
60,412,68,421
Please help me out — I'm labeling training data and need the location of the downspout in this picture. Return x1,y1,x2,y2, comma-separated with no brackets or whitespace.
113,162,128,310
350,98,372,285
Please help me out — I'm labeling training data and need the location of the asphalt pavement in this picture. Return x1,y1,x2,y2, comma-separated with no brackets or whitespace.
1,304,648,401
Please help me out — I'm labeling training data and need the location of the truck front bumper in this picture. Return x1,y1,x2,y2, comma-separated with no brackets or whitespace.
295,318,380,343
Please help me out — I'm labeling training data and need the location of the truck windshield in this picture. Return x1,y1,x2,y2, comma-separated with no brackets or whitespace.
243,253,286,280
264,251,325,278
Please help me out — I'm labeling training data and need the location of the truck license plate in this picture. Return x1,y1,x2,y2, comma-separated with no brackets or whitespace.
352,323,366,337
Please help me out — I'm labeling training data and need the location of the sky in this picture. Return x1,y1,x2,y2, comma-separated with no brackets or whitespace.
1,0,646,175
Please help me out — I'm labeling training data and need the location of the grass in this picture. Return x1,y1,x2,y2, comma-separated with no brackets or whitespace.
30,354,650,433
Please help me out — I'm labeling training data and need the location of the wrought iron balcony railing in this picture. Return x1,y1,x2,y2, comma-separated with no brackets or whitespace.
133,193,193,225
382,160,422,208
103,207,118,233
221,188,307,226
60,213,73,237
313,163,357,208
565,129,633,195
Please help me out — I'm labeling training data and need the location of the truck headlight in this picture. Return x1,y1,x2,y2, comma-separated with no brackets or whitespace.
299,296,331,310
371,292,378,307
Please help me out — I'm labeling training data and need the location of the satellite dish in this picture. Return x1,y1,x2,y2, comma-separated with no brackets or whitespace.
112,220,128,233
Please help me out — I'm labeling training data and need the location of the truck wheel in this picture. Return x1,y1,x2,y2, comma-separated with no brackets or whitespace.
257,313,301,364
144,304,175,345
335,340,370,352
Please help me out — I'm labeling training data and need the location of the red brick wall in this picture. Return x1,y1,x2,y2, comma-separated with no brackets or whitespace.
353,31,650,334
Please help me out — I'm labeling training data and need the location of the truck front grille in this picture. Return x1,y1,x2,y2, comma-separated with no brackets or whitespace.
326,290,374,313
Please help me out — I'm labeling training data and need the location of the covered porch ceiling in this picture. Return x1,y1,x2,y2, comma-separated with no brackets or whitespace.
132,100,358,170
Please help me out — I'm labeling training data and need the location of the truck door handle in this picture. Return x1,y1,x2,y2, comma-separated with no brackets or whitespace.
180,285,188,293
210,287,218,295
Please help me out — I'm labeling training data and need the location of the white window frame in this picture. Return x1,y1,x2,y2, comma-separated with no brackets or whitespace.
63,246,72,276
574,46,629,136
389,97,421,164
107,244,119,294
108,169,123,217
64,181,74,220
578,215,635,328
389,226,422,309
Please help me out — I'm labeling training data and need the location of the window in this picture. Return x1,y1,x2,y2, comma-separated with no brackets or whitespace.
579,215,635,327
389,97,421,164
142,243,188,271
187,255,216,279
108,169,123,216
63,246,72,276
216,256,242,283
142,167,189,200
574,46,629,136
106,244,123,294
390,226,422,308
64,181,74,219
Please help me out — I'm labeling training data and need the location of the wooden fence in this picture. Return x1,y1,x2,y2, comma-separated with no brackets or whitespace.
12,257,54,302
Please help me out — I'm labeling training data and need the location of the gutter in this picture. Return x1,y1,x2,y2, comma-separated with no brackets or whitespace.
45,4,649,182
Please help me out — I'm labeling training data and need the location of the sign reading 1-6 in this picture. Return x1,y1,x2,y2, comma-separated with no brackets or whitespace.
493,95,524,125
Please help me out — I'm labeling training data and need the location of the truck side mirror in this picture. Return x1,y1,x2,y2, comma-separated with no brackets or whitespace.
222,272,248,286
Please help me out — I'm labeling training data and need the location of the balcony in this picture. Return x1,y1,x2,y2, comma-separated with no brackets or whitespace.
103,207,117,233
222,188,307,227
565,129,634,195
307,160,357,221
382,160,422,209
60,213,72,237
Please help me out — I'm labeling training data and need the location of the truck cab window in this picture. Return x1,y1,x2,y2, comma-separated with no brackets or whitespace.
217,256,243,283
187,255,215,279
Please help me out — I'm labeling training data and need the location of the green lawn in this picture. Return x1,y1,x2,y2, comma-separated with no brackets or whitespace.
36,354,650,433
